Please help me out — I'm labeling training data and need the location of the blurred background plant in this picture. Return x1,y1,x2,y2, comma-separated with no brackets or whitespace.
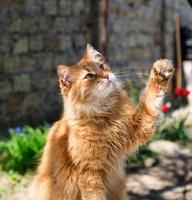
0,125,48,174
123,79,140,105
156,118,189,142
127,118,190,167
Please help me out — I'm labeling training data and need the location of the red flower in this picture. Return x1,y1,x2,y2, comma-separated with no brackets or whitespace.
161,104,170,113
174,88,190,96
174,88,183,96
182,89,190,96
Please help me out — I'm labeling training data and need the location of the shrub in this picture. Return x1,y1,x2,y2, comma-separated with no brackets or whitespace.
126,117,190,169
126,144,159,170
0,125,48,174
156,118,189,142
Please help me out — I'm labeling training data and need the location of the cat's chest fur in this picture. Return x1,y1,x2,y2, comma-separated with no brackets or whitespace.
68,116,129,169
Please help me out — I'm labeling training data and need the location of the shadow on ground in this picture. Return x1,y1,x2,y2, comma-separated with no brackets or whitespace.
126,146,192,200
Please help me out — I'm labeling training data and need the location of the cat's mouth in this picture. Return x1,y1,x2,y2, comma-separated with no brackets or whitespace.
98,79,112,90
97,72,117,89
94,73,121,99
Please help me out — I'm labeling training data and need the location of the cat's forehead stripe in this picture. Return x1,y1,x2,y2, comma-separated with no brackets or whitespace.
80,63,100,73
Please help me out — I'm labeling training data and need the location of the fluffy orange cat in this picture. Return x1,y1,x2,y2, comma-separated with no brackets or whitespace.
29,44,174,200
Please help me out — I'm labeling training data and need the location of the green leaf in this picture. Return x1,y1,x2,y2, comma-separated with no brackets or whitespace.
0,125,48,174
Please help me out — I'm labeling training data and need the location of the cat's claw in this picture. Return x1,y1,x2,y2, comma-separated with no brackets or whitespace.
152,59,174,81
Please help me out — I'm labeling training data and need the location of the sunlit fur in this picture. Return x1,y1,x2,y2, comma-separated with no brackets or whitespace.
29,45,174,200
60,62,120,119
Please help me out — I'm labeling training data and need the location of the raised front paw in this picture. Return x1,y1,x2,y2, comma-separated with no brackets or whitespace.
152,59,174,82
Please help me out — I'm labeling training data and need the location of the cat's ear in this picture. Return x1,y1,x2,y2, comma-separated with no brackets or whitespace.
57,65,72,88
82,44,105,63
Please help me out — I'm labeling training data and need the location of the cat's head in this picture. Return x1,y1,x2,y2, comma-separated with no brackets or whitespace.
57,44,120,112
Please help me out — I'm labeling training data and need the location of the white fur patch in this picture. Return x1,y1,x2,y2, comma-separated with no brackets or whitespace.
146,90,165,113
164,71,170,78
153,90,165,111
108,72,116,81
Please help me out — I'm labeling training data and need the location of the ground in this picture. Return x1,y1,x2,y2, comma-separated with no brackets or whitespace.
0,140,192,200
126,140,192,200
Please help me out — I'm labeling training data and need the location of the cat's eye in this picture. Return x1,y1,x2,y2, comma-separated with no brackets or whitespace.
99,64,104,70
84,73,95,80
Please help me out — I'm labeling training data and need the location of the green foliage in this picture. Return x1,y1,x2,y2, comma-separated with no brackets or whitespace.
126,144,159,168
123,79,140,105
8,170,23,183
0,187,6,199
126,118,190,168
130,145,159,162
156,118,189,142
0,125,48,174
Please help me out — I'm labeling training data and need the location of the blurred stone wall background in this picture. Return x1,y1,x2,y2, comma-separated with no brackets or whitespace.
0,0,191,129
108,0,192,70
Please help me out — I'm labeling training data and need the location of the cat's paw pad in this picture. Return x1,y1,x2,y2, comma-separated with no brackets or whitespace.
153,59,174,81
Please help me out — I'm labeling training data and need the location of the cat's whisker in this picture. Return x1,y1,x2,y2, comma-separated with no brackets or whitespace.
115,72,149,76
115,70,149,73
115,71,149,74
116,75,149,79
113,66,149,72
98,81,105,90
116,76,148,79
116,75,149,78
114,71,149,75
118,77,147,81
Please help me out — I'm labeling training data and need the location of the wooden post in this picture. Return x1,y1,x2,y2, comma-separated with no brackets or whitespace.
99,0,108,60
160,0,166,58
90,1,99,49
175,13,182,88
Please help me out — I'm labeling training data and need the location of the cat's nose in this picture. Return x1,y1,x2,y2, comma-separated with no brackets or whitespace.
103,72,109,79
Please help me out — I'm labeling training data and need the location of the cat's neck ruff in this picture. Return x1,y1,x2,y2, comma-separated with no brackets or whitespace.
63,91,122,125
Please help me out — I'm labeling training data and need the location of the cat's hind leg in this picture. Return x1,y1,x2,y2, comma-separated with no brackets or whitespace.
106,172,127,200
78,172,106,200
28,178,51,200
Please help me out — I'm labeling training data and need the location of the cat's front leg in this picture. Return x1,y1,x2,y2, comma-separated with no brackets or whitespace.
127,59,174,149
78,172,106,200
144,59,174,114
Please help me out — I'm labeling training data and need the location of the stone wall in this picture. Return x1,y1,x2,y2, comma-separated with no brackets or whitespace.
0,0,91,129
0,0,191,129
108,0,192,80
108,0,162,69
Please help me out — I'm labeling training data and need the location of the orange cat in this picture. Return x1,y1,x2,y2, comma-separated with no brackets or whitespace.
29,44,174,200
